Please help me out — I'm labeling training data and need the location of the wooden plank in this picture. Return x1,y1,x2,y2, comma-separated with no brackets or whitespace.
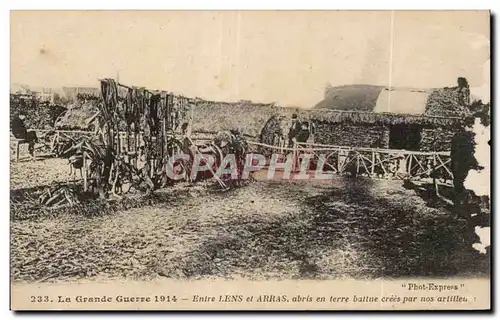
247,141,296,151
295,141,450,156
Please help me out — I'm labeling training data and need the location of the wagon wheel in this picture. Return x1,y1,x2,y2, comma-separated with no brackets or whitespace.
190,143,224,180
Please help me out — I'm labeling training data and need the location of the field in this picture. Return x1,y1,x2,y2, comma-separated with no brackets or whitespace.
10,154,490,283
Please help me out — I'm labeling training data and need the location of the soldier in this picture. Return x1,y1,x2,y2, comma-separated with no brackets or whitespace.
11,113,38,159
450,119,482,219
295,120,311,143
287,113,301,147
457,77,471,106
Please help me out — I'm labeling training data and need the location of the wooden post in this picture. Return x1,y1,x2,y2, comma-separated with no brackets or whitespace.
161,97,168,180
162,108,167,159
292,142,298,173
433,154,438,196
150,159,155,178
356,153,360,175
371,151,375,176
116,127,121,155
126,128,130,153
435,178,439,197
337,149,341,174
398,152,407,176
16,141,20,162
408,154,413,177
433,154,437,173
135,132,139,154
83,151,88,192
187,106,194,138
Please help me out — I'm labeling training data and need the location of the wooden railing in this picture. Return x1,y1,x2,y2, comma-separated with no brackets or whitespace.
294,142,453,182
245,140,453,182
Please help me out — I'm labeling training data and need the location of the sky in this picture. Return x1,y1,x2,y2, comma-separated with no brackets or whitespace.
10,11,490,107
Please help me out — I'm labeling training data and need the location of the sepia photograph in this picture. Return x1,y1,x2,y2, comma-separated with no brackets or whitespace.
9,10,491,311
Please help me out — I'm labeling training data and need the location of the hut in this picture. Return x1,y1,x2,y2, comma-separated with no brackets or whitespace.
191,100,296,138
307,80,476,152
54,96,100,130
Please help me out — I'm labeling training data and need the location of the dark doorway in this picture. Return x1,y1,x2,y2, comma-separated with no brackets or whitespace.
389,124,422,150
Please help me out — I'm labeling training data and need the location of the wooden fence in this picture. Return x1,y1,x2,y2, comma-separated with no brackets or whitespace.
295,141,453,182
246,140,453,183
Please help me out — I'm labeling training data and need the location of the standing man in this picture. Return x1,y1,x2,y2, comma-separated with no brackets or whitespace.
288,113,301,147
457,77,471,107
11,113,38,159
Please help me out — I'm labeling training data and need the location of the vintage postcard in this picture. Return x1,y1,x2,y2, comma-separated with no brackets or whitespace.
10,10,490,311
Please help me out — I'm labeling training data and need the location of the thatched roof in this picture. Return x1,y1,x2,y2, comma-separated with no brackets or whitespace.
54,99,99,130
192,100,297,137
307,109,468,128
315,84,474,117
53,93,295,137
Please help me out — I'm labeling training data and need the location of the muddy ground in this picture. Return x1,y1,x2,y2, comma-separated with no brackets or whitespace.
10,157,490,283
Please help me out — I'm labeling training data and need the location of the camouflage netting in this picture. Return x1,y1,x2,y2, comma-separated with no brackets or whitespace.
424,87,471,117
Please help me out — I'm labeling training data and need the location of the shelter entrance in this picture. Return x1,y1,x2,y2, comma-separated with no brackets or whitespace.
389,124,422,151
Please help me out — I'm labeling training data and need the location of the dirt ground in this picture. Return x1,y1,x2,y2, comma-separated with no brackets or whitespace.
11,157,75,190
10,157,490,283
